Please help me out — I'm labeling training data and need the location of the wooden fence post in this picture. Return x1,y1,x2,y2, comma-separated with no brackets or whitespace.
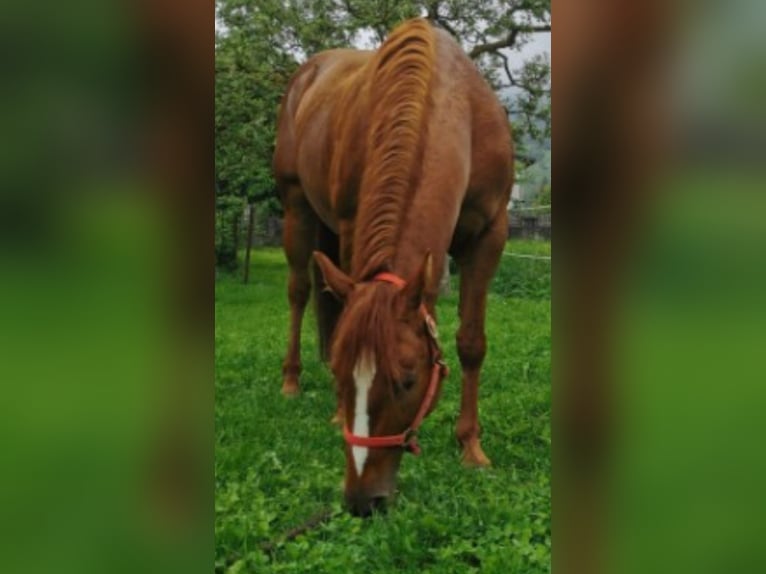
243,203,255,284
439,257,451,296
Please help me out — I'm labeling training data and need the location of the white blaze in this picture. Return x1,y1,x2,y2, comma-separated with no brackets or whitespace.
352,353,375,476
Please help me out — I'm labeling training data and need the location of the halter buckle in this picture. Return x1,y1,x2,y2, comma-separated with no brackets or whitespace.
403,428,421,455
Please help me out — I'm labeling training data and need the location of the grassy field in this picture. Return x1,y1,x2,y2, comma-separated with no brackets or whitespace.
215,241,551,573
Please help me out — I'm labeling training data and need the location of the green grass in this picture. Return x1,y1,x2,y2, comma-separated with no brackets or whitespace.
215,240,551,573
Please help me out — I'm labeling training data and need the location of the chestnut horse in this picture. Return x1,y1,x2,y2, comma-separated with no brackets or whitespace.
273,18,513,516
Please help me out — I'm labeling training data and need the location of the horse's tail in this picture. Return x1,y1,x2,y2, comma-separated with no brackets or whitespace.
312,221,342,362
353,18,436,280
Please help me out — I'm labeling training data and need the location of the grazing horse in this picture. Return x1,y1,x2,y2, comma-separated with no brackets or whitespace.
273,18,513,516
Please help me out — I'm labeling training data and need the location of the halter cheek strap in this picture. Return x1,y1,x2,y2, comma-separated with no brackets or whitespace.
343,272,449,456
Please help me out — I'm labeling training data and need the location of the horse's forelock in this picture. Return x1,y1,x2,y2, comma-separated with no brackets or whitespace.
331,284,401,392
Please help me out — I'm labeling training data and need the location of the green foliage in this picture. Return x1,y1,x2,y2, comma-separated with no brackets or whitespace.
215,21,291,206
516,148,551,205
506,53,551,145
492,241,551,300
215,194,245,272
215,244,551,572
215,15,291,268
535,184,551,207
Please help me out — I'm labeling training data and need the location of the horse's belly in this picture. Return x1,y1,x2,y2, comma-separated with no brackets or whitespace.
451,198,503,249
302,181,339,232
453,210,489,243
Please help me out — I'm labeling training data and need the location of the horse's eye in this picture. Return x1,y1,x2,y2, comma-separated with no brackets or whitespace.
402,374,416,392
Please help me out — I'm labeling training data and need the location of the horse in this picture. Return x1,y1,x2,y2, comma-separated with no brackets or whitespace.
273,18,513,517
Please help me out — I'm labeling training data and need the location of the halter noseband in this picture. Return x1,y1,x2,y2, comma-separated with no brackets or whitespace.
343,272,449,456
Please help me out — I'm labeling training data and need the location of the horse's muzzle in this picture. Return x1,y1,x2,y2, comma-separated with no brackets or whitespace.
345,492,389,518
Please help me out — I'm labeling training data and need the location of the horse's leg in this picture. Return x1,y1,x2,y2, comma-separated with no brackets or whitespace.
281,184,317,396
453,212,507,466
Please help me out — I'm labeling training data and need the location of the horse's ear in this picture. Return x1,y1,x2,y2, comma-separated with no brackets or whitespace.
403,251,433,311
314,251,354,301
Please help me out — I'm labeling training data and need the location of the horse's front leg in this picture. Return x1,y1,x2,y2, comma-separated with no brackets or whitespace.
281,185,317,396
453,213,507,466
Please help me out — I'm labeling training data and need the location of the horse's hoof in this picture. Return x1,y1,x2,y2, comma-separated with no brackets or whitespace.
461,441,492,467
281,380,301,396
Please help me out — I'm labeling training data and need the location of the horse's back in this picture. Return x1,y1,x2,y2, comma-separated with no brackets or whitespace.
444,28,511,192
425,27,513,237
274,49,372,229
275,21,512,239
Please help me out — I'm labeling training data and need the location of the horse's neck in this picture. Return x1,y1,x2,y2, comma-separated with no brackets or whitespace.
387,212,449,294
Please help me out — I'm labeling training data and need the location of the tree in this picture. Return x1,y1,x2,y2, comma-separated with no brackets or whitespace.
215,0,551,269
215,12,294,270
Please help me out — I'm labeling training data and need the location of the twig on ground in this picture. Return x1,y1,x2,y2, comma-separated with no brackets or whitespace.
258,508,339,554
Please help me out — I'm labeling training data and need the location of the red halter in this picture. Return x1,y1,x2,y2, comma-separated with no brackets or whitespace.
343,272,449,456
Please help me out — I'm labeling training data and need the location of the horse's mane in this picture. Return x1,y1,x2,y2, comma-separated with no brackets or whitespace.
351,19,436,281
330,20,436,387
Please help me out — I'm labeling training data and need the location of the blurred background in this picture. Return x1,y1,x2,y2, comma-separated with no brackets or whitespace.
610,2,766,570
554,1,766,573
0,1,212,573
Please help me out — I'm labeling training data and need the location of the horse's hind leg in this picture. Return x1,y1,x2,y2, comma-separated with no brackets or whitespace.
453,211,508,466
281,184,318,396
